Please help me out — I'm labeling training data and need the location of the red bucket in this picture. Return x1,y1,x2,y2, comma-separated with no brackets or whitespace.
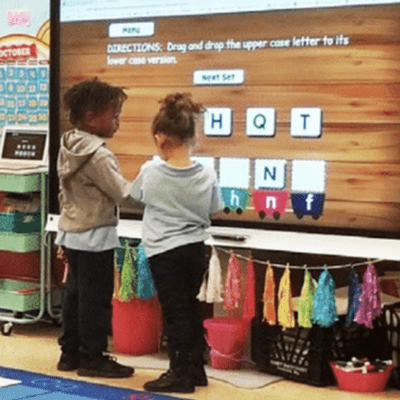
204,317,249,370
112,297,162,355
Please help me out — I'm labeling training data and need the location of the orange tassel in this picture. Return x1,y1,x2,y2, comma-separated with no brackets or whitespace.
263,263,276,325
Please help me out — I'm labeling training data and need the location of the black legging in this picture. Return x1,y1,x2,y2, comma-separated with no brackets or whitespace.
149,242,207,353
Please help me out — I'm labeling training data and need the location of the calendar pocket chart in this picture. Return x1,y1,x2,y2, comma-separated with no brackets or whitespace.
0,64,49,128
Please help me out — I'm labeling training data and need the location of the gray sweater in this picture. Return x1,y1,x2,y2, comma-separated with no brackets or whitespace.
130,158,224,257
57,129,131,232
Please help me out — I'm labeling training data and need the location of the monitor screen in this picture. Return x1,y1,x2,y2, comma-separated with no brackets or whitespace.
50,0,400,238
2,128,47,161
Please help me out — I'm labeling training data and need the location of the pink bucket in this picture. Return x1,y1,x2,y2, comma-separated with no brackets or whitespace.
204,317,249,370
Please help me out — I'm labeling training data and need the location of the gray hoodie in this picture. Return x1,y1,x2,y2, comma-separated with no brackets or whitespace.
57,129,130,232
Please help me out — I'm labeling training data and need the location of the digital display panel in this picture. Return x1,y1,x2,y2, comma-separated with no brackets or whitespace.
2,130,47,161
50,1,400,238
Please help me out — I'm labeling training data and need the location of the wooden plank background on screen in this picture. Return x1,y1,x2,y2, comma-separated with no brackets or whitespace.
59,5,400,234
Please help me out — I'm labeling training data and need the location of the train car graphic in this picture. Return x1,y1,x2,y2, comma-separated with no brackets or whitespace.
220,187,250,214
291,160,326,219
252,190,290,220
291,192,325,220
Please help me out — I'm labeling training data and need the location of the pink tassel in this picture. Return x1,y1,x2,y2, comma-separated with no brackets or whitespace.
224,254,242,310
354,263,382,328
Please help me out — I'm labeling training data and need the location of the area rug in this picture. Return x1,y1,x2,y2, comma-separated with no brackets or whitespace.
0,366,183,400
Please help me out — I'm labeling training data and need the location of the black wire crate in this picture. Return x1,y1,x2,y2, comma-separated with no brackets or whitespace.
251,306,396,387
383,302,400,389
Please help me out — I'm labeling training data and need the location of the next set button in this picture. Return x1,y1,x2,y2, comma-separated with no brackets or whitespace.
193,69,245,86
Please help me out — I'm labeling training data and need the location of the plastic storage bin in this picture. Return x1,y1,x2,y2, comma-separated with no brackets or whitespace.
112,297,162,355
0,279,63,313
0,279,42,312
0,250,40,280
0,211,40,233
204,317,250,370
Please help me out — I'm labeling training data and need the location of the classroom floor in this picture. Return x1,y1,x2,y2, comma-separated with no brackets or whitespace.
0,319,399,400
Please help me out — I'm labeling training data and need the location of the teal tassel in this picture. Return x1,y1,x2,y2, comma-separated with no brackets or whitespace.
345,269,362,328
312,269,338,328
136,244,156,299
114,239,127,273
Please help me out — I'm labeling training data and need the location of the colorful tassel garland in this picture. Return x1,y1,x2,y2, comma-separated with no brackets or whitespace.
345,269,362,328
277,266,295,329
263,263,276,325
243,259,256,320
354,263,382,328
297,269,317,328
312,269,338,328
224,253,241,310
136,244,156,299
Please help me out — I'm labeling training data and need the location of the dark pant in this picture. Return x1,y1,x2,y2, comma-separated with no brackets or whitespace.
149,242,207,353
59,248,114,358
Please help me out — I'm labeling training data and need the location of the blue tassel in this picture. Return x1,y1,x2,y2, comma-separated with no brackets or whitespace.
312,269,338,328
136,244,156,299
345,269,362,328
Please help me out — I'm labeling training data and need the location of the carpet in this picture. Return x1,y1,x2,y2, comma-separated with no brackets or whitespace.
0,366,183,400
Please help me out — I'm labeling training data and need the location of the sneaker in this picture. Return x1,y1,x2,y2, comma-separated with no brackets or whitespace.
77,354,134,378
57,353,79,371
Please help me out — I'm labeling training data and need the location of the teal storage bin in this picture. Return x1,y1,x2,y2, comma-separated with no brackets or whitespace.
0,211,41,233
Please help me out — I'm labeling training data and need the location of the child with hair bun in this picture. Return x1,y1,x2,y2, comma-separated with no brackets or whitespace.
130,93,224,393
